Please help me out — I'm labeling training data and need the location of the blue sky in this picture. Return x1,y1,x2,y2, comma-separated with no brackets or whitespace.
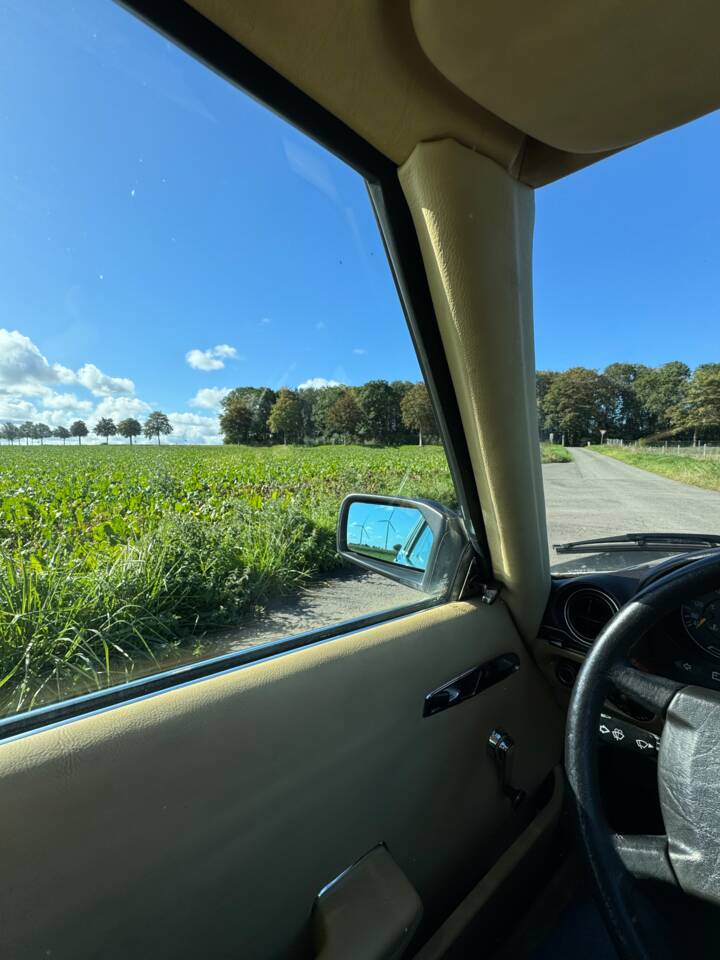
1,0,718,442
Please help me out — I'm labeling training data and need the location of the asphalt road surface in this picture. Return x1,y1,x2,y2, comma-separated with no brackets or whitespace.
544,447,720,568
215,447,720,652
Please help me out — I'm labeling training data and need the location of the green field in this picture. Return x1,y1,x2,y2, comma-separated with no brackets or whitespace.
0,444,456,711
593,446,720,491
0,441,568,713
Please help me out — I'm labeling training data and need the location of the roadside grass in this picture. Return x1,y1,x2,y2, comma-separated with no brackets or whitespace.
592,446,720,491
541,444,573,463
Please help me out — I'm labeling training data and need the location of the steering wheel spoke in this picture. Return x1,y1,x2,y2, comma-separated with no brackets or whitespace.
607,661,683,716
613,834,677,885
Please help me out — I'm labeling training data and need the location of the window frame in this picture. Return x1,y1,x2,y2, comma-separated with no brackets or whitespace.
0,0,492,741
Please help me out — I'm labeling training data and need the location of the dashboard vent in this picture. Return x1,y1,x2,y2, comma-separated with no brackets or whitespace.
563,588,618,646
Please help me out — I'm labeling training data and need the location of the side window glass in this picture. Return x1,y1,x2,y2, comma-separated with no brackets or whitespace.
0,0,463,721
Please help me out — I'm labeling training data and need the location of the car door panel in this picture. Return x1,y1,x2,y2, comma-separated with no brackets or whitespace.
0,599,561,959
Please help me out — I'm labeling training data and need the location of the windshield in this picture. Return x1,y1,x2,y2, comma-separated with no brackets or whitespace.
535,110,720,575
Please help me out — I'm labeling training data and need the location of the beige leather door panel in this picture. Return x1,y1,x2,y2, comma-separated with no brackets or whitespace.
0,599,561,959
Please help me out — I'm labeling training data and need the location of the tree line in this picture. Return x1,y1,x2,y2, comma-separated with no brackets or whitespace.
1,412,173,446
539,362,720,445
220,381,438,445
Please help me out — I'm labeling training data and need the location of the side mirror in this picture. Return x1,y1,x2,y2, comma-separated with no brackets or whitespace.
337,493,467,595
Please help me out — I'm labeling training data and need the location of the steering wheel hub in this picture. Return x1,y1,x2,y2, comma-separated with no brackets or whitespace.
661,686,720,903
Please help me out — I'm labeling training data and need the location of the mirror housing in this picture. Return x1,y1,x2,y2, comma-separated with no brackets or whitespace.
337,493,467,595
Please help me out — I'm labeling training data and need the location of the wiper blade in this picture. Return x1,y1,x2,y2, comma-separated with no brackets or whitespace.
554,532,720,554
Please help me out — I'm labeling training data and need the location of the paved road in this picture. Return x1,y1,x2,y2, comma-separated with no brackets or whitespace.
543,447,720,568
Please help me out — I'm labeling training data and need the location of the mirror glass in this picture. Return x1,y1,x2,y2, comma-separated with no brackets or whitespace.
346,501,433,571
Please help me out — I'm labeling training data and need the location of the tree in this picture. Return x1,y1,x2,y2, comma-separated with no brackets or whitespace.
672,364,720,443
219,387,277,444
635,362,691,434
311,385,348,440
542,367,614,444
325,391,362,442
536,371,559,440
53,426,71,445
268,388,304,444
400,382,437,446
32,423,52,445
143,411,173,445
358,380,399,444
19,421,34,446
94,417,117,444
117,417,142,444
1,422,19,445
70,420,88,445
603,362,650,441
219,395,253,444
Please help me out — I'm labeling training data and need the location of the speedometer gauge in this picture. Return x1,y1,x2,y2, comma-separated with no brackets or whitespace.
681,592,720,658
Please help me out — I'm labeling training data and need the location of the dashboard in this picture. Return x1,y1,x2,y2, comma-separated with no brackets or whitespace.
537,551,720,834
539,552,720,725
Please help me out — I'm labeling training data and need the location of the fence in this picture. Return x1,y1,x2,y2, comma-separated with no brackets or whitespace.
619,441,720,459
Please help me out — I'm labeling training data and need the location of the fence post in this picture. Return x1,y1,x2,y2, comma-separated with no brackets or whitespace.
704,444,707,458
677,445,681,456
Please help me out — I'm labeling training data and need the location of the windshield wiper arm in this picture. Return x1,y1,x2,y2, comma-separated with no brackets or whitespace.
554,532,720,554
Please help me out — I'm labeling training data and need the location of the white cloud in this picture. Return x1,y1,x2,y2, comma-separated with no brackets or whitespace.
167,411,221,445
297,377,342,390
260,317,272,326
0,393,36,422
189,386,230,409
41,391,93,412
0,328,76,393
76,363,134,397
353,348,367,355
93,396,151,422
0,329,134,408
211,344,237,358
186,344,238,371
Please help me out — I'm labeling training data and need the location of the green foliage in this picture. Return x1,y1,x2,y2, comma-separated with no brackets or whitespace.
117,418,142,443
671,364,720,439
542,367,613,444
70,420,88,444
325,391,362,441
537,361,703,443
31,423,52,445
540,444,572,463
358,380,401,444
1,422,20,445
219,393,254,444
143,411,173,445
400,382,437,445
220,387,277,444
268,388,303,443
0,443,454,712
94,417,117,443
635,362,690,434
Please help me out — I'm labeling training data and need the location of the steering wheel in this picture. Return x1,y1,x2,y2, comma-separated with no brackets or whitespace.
566,552,720,960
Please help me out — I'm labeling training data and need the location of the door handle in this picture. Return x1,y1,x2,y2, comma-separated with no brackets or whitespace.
487,728,526,809
423,653,519,717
